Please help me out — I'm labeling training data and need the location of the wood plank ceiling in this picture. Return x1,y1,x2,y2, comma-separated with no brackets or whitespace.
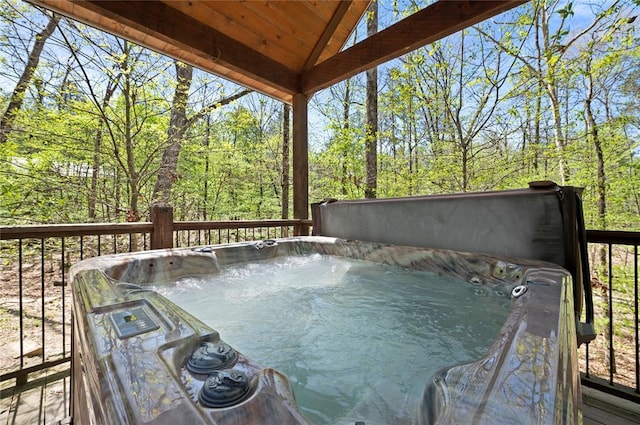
31,1,527,104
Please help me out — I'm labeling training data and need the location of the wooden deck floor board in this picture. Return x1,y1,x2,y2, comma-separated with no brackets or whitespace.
42,371,69,425
0,390,12,425
0,365,70,425
11,385,46,425
582,386,640,425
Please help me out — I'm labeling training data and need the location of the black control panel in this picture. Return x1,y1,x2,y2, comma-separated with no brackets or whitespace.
110,307,160,339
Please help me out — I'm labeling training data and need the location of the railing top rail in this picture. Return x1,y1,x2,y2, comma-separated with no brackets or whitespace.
586,229,640,246
0,222,154,240
173,219,312,231
1,224,634,243
0,219,313,241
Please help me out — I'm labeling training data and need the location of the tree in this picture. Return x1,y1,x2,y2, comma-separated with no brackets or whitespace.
60,34,171,221
393,27,516,192
365,0,378,199
153,61,251,204
481,0,627,185
61,20,124,221
312,77,366,199
573,5,638,235
0,6,60,143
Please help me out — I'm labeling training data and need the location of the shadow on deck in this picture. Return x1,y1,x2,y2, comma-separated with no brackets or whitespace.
0,364,70,425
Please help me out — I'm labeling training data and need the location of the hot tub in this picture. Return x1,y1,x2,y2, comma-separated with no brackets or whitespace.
69,236,582,424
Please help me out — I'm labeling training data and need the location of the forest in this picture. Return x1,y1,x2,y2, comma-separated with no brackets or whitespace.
1,0,639,231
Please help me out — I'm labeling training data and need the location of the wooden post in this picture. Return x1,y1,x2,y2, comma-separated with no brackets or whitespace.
292,93,309,236
151,203,173,249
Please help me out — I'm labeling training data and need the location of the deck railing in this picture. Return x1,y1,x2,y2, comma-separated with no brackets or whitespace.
2,221,639,404
0,217,309,386
582,230,640,403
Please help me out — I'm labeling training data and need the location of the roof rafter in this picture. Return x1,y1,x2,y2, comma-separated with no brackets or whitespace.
303,0,355,70
300,0,527,95
76,1,299,96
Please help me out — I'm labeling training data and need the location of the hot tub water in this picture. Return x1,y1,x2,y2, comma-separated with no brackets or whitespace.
153,254,512,424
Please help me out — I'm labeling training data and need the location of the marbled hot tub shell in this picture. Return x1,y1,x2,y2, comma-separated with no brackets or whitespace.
69,236,582,424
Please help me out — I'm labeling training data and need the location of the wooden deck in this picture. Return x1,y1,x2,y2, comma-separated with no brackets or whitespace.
1,367,639,424
583,386,640,425
0,364,70,425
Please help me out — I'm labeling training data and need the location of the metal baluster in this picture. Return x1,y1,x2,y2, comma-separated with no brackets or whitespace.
635,244,639,393
41,239,46,364
608,243,614,385
19,239,24,369
62,237,66,358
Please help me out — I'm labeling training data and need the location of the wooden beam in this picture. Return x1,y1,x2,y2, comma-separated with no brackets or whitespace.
292,93,309,235
301,0,527,94
303,0,357,70
78,1,298,96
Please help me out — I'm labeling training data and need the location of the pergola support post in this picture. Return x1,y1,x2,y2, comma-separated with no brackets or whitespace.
292,93,309,236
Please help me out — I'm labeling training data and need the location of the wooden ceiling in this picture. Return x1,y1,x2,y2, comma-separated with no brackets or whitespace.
31,1,527,103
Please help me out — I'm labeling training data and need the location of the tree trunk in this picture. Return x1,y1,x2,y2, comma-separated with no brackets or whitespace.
153,61,193,203
534,81,542,171
89,78,120,221
124,64,140,221
202,113,211,220
461,141,469,192
585,97,606,230
341,79,351,196
281,104,290,220
407,96,413,195
0,12,60,143
540,6,569,184
88,130,102,221
585,63,614,373
364,0,378,199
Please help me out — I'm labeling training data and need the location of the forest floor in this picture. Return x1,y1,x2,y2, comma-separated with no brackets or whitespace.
578,276,638,390
0,253,71,375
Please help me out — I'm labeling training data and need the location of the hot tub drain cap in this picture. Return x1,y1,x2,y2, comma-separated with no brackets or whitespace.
199,369,251,408
187,342,238,374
